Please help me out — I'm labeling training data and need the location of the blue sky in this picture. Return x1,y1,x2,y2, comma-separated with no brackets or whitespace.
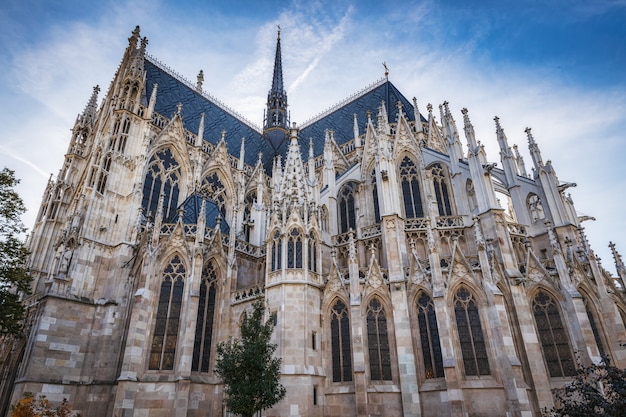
1,0,625,273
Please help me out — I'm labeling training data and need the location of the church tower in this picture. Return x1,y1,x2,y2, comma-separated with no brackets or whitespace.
263,28,290,154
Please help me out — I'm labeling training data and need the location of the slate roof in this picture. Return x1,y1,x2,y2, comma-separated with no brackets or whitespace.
144,56,423,171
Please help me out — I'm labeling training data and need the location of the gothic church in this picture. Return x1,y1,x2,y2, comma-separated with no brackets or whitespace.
3,26,626,417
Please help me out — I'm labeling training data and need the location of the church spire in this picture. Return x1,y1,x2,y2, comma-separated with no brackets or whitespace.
263,26,290,152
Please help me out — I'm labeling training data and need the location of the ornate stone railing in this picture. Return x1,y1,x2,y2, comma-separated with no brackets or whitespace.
332,232,351,246
361,224,381,239
232,284,265,304
436,216,464,228
405,218,429,231
507,222,527,236
234,239,265,257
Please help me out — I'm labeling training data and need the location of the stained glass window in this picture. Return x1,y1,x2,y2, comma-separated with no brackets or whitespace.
400,157,424,218
416,292,444,378
367,298,392,381
142,148,181,221
338,182,357,234
149,255,185,371
331,300,352,382
532,290,576,377
271,230,282,271
454,287,490,376
430,163,452,216
192,262,218,373
287,229,302,269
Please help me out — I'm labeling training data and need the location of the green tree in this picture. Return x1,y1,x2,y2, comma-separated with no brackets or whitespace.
0,168,31,337
545,357,626,417
215,298,286,417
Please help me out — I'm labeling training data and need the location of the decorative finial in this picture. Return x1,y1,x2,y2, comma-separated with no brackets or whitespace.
196,70,204,92
277,24,281,40
383,62,389,78
176,102,183,115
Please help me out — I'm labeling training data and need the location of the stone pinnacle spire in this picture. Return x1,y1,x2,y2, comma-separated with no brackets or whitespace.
263,26,289,153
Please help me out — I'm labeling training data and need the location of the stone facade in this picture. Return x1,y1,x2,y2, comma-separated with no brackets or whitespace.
2,26,626,417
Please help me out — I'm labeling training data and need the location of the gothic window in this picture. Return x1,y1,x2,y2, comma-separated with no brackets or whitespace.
192,261,218,373
527,193,545,222
430,163,452,216
399,157,424,219
271,230,282,271
416,292,444,379
320,205,329,233
242,192,255,242
330,299,352,382
149,255,185,371
532,290,576,377
371,170,381,223
287,228,303,269
119,117,130,153
88,151,102,188
308,232,318,273
142,148,181,221
201,172,227,219
96,154,112,194
582,296,607,358
367,298,392,381
454,286,490,376
338,182,357,234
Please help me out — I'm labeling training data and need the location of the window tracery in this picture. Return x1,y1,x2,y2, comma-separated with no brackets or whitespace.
454,286,490,376
400,157,424,219
416,292,444,379
142,148,181,221
287,228,303,269
367,297,392,381
192,261,218,373
330,299,352,382
149,255,185,371
532,290,576,377
271,230,282,271
201,172,227,219
430,163,452,216
338,182,357,234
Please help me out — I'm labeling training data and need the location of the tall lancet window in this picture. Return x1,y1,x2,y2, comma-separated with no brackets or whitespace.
271,230,282,271
371,170,381,223
430,163,452,216
582,296,607,358
149,255,185,371
96,154,112,194
330,299,353,382
532,290,576,377
142,148,181,221
454,286,490,376
192,261,218,373
416,292,444,379
287,228,303,269
367,297,392,381
308,232,318,273
338,182,357,234
399,157,424,218
242,192,255,242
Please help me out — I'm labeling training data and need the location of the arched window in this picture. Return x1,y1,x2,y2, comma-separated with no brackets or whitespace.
271,230,282,271
308,232,317,273
287,229,303,269
582,295,606,358
96,154,112,194
527,193,545,222
149,255,185,371
192,262,218,373
416,292,444,379
454,286,490,376
338,182,357,234
330,299,352,382
320,205,329,233
532,290,576,377
242,192,255,242
400,157,424,218
430,163,452,216
371,170,381,223
201,172,227,219
367,297,392,381
142,148,181,221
